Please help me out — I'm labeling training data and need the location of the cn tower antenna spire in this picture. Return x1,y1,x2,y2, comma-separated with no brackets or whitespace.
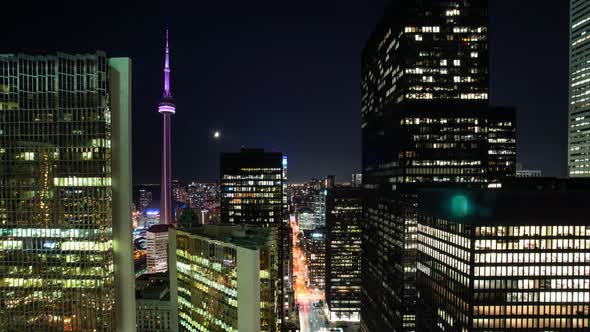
164,29,172,98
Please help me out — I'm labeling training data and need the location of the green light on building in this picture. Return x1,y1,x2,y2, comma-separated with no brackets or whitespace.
451,195,470,218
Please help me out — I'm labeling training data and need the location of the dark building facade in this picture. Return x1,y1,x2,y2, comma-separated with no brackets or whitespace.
304,228,326,290
220,148,284,224
361,1,516,331
325,187,363,322
220,148,292,330
416,179,590,331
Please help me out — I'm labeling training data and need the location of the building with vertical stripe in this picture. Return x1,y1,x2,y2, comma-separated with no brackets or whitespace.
0,52,135,331
569,0,590,176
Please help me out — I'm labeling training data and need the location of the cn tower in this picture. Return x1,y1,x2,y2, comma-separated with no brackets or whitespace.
158,30,175,225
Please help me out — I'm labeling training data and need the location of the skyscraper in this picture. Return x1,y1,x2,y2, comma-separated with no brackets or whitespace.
325,187,363,322
312,176,333,230
361,1,515,330
303,228,326,290
220,148,284,224
0,52,135,331
569,0,590,177
159,30,176,225
220,148,287,329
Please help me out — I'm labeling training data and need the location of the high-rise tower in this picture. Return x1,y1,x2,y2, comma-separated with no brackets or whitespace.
159,30,175,224
361,1,516,331
0,52,135,331
569,0,590,177
219,148,287,331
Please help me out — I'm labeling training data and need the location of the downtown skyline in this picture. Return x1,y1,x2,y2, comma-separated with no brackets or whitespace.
1,1,586,332
3,0,568,183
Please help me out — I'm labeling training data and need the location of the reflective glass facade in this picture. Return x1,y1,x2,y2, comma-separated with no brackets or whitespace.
0,52,134,330
175,225,280,332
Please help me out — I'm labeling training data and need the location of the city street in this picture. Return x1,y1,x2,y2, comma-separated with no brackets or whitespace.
291,216,330,332
291,215,361,332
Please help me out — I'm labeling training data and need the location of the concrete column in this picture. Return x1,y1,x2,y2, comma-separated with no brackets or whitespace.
109,58,136,332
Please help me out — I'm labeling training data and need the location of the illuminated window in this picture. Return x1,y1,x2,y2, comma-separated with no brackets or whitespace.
446,9,460,16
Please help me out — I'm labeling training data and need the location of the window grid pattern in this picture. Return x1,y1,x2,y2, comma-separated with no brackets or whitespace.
325,188,363,322
0,52,115,331
361,1,488,125
569,0,590,176
221,170,283,224
176,227,279,332
418,218,590,331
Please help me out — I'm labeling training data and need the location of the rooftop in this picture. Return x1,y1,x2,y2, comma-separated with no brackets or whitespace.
177,224,275,250
147,224,172,233
136,273,170,301
417,178,590,225
221,148,283,170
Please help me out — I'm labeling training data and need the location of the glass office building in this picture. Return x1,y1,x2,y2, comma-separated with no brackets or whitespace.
325,187,363,322
361,1,516,330
173,224,280,332
220,148,284,224
0,52,134,330
219,148,289,328
416,180,590,331
303,229,326,290
569,0,590,176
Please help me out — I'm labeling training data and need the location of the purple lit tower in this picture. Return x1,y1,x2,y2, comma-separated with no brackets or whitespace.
159,30,175,225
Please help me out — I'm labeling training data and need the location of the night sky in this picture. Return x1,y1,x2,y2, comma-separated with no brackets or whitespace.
4,0,568,183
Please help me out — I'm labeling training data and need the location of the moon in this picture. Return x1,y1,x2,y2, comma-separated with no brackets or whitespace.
213,131,221,139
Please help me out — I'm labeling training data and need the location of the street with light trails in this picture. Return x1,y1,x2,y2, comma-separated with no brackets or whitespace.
291,216,330,332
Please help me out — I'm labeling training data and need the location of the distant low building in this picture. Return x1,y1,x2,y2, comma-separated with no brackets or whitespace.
136,274,177,332
516,169,542,177
147,224,171,274
516,163,542,177
351,173,363,188
298,207,315,230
